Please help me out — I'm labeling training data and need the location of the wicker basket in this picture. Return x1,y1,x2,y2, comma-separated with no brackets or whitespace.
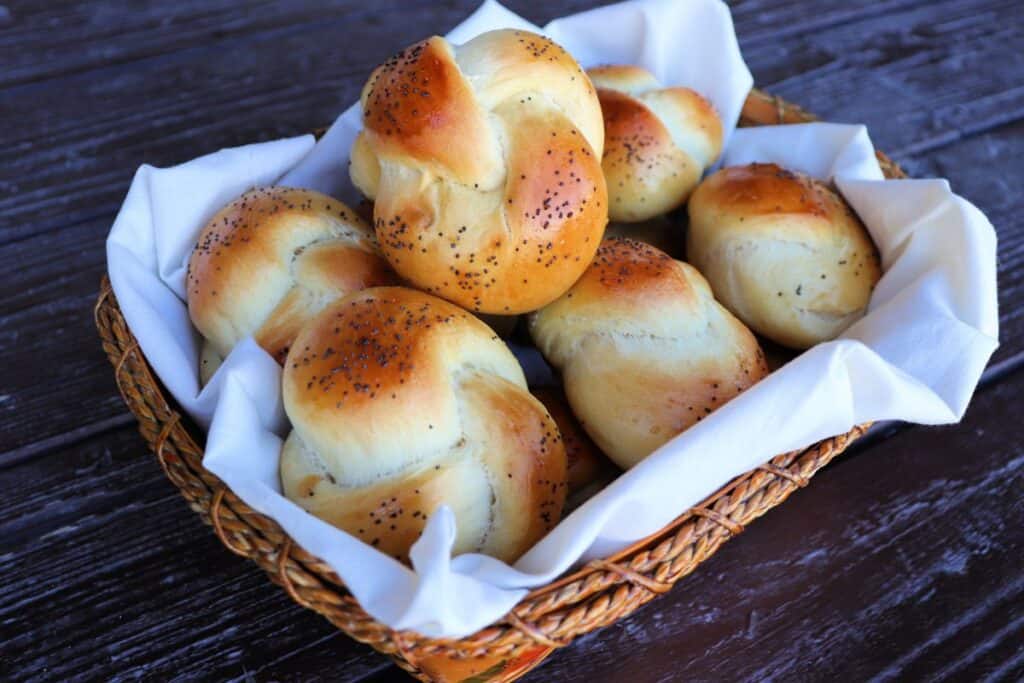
95,89,904,683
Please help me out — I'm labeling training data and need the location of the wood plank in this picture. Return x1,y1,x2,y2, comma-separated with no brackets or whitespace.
0,427,392,682
2,0,1017,246
1,0,371,88
0,0,597,89
0,283,128,463
5,0,1022,246
736,0,1024,156
0,0,604,248
4,0,996,93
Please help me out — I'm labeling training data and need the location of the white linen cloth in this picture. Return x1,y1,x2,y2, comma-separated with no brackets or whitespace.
105,0,998,637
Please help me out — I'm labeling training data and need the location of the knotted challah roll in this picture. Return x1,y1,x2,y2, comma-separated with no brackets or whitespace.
350,29,608,315
588,65,722,223
687,163,882,349
187,187,395,380
530,238,768,469
280,287,567,563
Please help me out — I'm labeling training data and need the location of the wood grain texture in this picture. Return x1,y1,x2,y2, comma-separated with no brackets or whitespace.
0,0,596,243
0,0,1021,680
0,428,387,682
734,0,1024,155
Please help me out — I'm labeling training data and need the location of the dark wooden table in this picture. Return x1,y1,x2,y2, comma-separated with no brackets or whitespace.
2,1,1022,680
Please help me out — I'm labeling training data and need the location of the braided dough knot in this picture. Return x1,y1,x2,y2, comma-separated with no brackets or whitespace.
281,287,567,563
351,30,608,314
187,187,395,375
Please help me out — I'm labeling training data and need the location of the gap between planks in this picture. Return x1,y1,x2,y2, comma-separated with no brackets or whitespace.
0,413,134,471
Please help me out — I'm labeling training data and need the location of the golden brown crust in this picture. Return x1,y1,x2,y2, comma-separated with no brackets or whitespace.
530,238,768,468
284,455,491,561
568,236,701,309
599,89,672,146
533,387,614,496
689,162,834,218
540,240,708,339
597,88,700,223
687,163,882,348
464,375,566,558
653,87,723,153
370,100,607,315
285,294,450,415
360,37,502,186
587,66,722,223
352,30,608,314
186,187,396,365
454,31,604,151
281,287,567,564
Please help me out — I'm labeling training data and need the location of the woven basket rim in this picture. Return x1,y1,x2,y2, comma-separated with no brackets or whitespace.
94,87,905,679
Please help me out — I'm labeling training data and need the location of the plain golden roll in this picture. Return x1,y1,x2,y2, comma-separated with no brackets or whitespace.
530,238,768,469
350,29,608,315
280,287,567,564
186,187,396,372
687,163,882,349
588,65,722,223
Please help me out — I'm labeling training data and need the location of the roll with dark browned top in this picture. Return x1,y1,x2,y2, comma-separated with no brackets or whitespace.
350,29,608,315
280,286,567,564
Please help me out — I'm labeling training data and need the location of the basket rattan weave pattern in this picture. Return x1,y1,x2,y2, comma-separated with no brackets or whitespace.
94,88,905,683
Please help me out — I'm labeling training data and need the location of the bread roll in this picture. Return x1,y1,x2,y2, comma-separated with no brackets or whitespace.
280,287,567,563
350,29,608,315
187,187,396,367
687,163,881,349
588,65,722,223
530,238,768,469
532,387,615,496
